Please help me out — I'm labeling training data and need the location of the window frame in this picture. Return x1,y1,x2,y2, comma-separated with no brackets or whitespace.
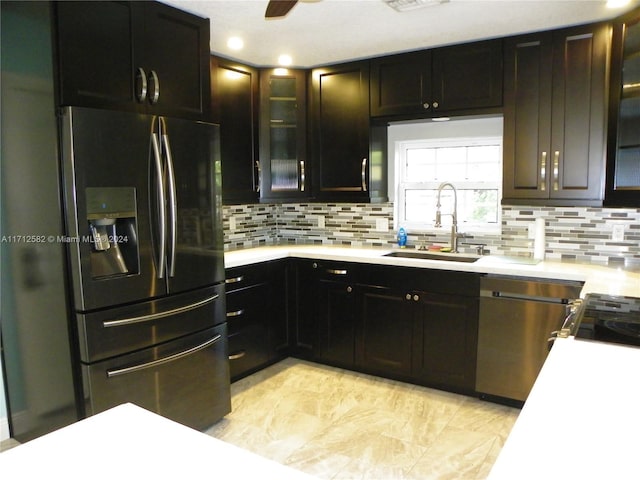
394,135,503,234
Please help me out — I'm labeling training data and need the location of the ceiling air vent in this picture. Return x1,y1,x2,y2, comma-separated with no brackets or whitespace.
383,0,449,12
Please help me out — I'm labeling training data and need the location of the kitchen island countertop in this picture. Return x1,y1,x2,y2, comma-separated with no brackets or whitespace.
225,245,640,297
488,337,640,480
0,403,316,479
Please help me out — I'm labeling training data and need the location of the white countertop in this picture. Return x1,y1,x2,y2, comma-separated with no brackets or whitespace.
0,403,315,479
488,337,640,480
225,245,640,297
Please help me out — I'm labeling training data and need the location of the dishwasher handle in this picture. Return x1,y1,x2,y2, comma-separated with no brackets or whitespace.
480,289,572,304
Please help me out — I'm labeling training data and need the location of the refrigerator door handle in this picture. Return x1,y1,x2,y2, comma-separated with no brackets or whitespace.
102,293,220,328
150,126,167,279
160,119,177,278
106,334,222,378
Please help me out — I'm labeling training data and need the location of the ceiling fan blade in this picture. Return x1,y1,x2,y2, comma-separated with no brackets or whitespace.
265,0,298,18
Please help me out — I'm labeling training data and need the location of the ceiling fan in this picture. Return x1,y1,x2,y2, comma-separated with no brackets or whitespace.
265,0,299,18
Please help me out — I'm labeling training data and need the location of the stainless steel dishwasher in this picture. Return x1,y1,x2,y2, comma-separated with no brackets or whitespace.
476,275,582,402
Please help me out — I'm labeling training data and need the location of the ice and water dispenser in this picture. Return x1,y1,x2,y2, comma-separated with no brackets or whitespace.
86,187,139,279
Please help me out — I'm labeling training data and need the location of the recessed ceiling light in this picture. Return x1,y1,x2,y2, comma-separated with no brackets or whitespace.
278,54,293,66
227,37,244,50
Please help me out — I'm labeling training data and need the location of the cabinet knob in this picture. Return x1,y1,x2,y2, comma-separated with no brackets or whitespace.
413,294,420,302
405,293,412,300
432,101,439,109
423,102,430,109
347,286,353,293
312,262,318,269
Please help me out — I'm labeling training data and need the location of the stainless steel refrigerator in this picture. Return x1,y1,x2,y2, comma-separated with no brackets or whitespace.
59,106,230,429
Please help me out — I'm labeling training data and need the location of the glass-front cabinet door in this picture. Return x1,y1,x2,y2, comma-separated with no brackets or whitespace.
259,69,308,201
606,8,640,206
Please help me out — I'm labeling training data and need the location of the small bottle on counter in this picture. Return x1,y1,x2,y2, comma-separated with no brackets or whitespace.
397,227,407,248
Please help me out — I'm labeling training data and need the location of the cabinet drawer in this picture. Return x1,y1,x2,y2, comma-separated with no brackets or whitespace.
358,264,480,296
225,263,275,292
225,283,268,335
228,327,269,379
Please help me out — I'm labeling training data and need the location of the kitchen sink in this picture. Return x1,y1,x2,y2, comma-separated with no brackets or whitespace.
384,251,480,263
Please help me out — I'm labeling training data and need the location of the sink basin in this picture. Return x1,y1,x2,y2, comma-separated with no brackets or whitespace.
384,251,480,263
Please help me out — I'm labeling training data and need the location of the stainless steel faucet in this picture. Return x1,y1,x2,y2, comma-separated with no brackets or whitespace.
434,182,460,253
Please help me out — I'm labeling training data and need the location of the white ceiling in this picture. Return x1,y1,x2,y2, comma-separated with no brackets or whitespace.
165,0,639,67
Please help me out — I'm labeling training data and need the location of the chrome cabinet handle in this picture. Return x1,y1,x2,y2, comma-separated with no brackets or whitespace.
107,334,222,378
161,120,177,278
229,351,246,360
136,67,148,102
552,151,560,191
361,158,368,192
255,160,261,193
326,269,347,275
226,309,245,317
103,294,219,328
148,70,160,104
540,151,547,191
300,160,305,192
150,129,166,279
225,275,244,284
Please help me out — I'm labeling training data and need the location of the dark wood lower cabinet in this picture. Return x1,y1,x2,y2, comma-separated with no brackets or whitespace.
225,261,288,381
414,293,478,391
291,260,480,393
357,286,416,377
317,278,357,368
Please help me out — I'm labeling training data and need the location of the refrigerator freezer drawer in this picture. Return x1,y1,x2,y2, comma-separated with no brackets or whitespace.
76,284,225,363
81,324,231,430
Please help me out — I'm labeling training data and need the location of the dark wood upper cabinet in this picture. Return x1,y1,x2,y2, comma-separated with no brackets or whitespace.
259,68,310,201
370,39,503,118
370,50,432,117
55,1,210,120
503,23,611,205
432,41,503,112
310,61,387,202
606,7,640,207
211,57,260,204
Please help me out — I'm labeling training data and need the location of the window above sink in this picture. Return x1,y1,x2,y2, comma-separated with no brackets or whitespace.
390,116,503,235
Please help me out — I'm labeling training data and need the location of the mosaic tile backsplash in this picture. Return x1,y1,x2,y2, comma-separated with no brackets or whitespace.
223,203,640,265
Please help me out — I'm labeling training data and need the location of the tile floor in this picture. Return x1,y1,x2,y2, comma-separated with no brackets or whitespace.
206,358,520,479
